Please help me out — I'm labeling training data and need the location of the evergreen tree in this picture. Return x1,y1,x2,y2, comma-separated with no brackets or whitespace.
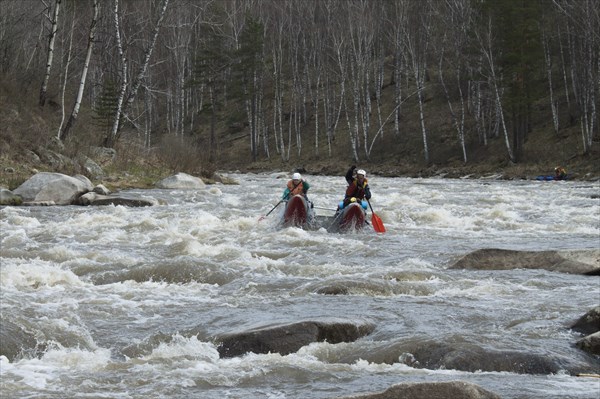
192,24,231,162
92,79,120,142
485,0,544,162
231,16,265,161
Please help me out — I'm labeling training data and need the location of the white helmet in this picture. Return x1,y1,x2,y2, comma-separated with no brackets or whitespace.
357,169,366,177
292,172,302,180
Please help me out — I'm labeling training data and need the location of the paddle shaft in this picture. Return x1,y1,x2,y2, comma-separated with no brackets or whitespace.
263,197,286,218
313,206,337,212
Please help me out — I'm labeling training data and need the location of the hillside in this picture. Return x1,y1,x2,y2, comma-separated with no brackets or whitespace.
212,74,599,181
0,75,599,191
1,0,598,191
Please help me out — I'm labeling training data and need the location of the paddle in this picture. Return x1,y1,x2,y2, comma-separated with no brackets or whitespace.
258,179,302,222
366,199,386,233
258,197,287,222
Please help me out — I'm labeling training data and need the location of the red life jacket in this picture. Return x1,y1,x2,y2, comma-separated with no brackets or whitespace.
346,178,368,199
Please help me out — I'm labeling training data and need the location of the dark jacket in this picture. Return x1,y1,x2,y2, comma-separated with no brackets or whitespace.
344,166,371,202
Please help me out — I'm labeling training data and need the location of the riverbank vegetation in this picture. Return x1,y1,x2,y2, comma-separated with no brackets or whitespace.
0,0,598,190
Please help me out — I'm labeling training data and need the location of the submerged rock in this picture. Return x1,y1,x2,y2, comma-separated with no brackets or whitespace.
571,307,600,357
576,332,600,356
155,172,205,189
332,338,598,376
77,192,160,207
570,306,600,335
216,319,374,358
336,381,501,399
0,320,46,361
449,248,600,275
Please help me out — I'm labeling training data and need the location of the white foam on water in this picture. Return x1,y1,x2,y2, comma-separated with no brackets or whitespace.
0,207,42,227
0,258,85,289
0,348,111,390
141,334,220,363
0,228,32,249
1,176,598,398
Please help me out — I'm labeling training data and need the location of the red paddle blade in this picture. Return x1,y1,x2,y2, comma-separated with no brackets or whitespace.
371,213,386,233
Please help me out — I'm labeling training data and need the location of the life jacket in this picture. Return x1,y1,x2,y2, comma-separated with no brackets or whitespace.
287,180,305,196
345,178,368,199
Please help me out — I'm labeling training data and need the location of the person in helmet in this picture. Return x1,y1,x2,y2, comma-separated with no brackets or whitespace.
341,165,371,208
554,166,567,180
282,172,310,200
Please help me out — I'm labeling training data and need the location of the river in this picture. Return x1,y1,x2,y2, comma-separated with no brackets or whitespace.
1,173,599,398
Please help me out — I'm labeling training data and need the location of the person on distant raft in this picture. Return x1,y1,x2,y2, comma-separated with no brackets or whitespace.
340,165,371,208
554,166,567,180
283,172,310,201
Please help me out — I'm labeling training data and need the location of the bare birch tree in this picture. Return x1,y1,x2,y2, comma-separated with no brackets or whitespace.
435,0,472,163
540,18,560,134
553,0,598,153
472,10,514,162
384,0,409,138
56,1,76,139
104,0,170,147
39,0,61,106
403,0,433,164
107,0,128,148
60,0,99,142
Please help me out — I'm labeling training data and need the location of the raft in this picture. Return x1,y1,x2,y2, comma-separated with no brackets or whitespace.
281,194,315,228
536,175,570,181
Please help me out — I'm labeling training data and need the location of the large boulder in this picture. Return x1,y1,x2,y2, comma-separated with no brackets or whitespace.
216,319,375,358
79,155,104,178
337,381,501,399
449,248,600,275
155,172,205,189
13,172,93,205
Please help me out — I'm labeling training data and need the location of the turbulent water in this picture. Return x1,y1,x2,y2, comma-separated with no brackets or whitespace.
1,173,599,399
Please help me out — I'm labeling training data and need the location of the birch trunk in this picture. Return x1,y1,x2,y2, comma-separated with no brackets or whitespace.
393,44,402,137
350,62,361,162
56,5,75,139
107,0,127,148
557,25,571,110
415,70,429,164
271,42,285,158
40,0,61,107
144,86,152,148
542,28,559,134
118,0,170,142
439,47,467,163
343,87,359,162
374,43,384,138
60,0,99,142
475,16,514,162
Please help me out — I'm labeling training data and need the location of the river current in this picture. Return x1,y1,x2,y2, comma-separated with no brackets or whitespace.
1,173,599,398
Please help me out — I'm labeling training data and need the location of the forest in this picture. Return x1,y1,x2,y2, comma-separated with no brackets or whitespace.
0,0,598,180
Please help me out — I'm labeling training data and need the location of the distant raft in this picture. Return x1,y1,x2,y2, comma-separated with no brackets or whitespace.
536,174,570,181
